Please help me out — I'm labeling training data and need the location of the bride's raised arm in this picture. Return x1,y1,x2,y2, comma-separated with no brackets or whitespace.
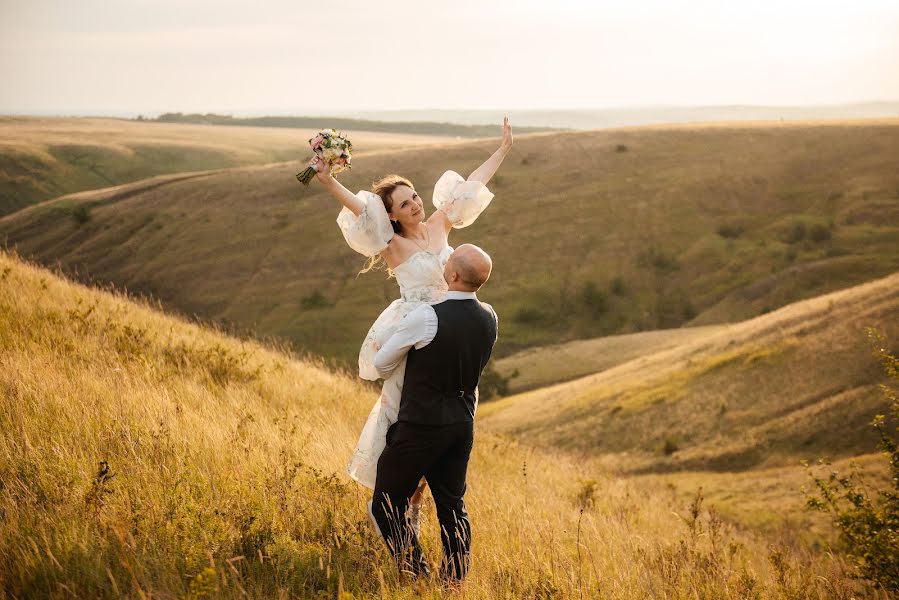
310,155,366,216
467,116,513,185
431,118,512,233
309,155,394,259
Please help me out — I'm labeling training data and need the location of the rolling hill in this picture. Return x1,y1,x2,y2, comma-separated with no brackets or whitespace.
480,270,899,475
2,119,898,367
0,116,466,215
2,249,876,598
495,324,728,393
482,271,898,543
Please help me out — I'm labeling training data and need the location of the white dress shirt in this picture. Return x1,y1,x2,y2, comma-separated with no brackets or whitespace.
373,291,497,379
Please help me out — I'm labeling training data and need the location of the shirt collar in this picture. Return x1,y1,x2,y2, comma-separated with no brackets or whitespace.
445,290,477,300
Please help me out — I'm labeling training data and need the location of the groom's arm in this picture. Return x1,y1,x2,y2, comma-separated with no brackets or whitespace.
373,304,438,379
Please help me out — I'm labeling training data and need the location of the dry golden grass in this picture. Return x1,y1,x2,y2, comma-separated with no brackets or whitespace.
1,249,884,598
633,451,891,544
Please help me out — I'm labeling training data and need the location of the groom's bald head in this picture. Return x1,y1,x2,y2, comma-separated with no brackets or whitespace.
445,244,493,292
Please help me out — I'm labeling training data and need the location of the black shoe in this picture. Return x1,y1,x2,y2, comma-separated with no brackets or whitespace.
438,554,469,584
399,556,431,580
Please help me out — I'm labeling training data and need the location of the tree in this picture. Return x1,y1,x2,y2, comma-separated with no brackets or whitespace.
478,363,518,401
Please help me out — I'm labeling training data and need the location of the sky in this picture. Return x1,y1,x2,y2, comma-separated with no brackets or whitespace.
1,0,898,115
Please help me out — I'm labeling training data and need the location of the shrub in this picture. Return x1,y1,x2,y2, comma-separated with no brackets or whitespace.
716,224,744,239
804,329,899,592
71,205,91,225
610,276,626,296
513,306,544,324
808,223,832,242
615,144,628,153
301,290,332,309
638,247,680,273
682,301,697,321
662,436,679,455
783,222,806,244
580,281,608,318
479,364,518,401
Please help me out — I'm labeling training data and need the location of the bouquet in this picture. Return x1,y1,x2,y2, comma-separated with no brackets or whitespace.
295,129,353,186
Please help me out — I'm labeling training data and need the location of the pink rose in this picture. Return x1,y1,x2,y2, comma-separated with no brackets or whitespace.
309,134,324,149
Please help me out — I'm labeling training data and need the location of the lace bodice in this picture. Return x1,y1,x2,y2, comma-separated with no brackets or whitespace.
393,247,452,303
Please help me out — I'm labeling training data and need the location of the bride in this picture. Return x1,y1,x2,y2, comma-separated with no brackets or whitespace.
309,117,512,528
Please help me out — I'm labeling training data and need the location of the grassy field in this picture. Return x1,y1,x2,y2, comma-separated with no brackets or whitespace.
1,249,887,598
633,451,890,547
495,325,727,393
0,116,465,215
1,119,898,368
481,271,899,475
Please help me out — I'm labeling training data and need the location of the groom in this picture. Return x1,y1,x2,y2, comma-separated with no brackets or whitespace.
369,243,498,581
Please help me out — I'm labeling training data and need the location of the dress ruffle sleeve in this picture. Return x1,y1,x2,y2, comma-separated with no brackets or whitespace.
432,170,494,229
336,191,394,257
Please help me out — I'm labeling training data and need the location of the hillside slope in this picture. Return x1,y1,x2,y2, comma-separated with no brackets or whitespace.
495,324,727,393
481,271,899,475
0,116,463,215
2,250,876,598
2,120,898,366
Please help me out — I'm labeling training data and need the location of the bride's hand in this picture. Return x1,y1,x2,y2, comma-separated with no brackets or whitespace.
311,156,333,184
500,116,513,150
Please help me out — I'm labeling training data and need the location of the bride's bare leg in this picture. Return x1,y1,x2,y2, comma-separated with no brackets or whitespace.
407,477,427,537
410,477,427,504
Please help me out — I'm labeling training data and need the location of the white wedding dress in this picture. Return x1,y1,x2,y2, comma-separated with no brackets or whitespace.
336,170,494,489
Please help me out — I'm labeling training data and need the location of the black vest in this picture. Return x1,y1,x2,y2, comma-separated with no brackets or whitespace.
398,299,498,425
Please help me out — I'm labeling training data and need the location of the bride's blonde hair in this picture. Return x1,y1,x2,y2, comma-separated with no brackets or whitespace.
360,174,415,275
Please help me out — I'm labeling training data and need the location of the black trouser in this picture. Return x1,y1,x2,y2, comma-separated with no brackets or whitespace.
371,420,474,580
